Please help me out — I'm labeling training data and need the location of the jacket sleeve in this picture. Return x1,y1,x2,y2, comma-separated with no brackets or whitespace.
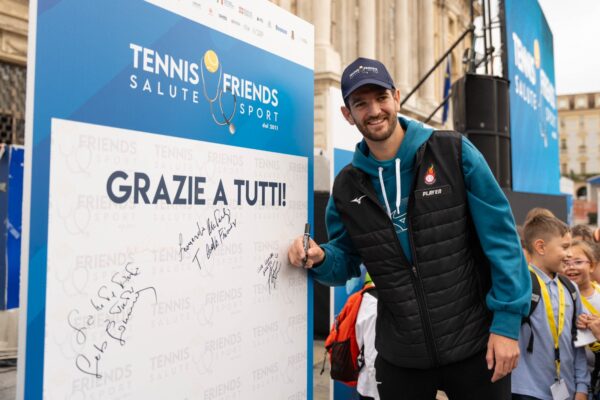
461,136,532,339
309,197,362,286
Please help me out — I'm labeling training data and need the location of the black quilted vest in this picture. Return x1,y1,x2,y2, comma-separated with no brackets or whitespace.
331,131,491,369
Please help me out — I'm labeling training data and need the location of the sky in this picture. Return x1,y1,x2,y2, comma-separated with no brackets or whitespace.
538,0,600,95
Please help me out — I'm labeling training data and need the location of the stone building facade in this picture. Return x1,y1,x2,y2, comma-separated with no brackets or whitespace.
271,0,475,186
557,93,600,223
0,0,27,145
558,93,600,182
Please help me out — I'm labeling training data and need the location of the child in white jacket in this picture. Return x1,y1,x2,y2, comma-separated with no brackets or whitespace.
356,273,379,400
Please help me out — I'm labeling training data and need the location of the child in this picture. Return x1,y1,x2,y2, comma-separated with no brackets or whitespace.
572,225,594,243
570,226,600,286
565,240,600,398
524,207,555,225
356,273,379,400
512,215,589,400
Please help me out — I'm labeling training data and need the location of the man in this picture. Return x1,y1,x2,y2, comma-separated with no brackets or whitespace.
288,57,531,399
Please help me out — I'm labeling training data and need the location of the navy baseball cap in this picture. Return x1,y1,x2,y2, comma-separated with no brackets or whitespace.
341,57,395,100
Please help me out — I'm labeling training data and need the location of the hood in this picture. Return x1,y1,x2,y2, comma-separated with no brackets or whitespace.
351,116,434,176
350,116,434,218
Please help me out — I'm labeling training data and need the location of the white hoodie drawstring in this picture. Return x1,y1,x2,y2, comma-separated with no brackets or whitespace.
378,158,401,220
395,158,401,216
378,167,392,218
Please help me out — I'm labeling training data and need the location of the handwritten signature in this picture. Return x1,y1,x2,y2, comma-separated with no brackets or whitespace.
257,253,281,294
178,208,238,270
67,262,157,379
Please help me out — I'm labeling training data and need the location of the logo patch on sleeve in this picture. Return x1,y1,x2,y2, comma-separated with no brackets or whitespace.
415,185,451,199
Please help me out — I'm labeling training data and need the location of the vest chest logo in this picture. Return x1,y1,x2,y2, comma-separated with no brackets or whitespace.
416,185,451,199
424,164,436,185
351,195,367,205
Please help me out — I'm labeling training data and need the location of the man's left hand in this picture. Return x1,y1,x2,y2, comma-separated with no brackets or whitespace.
575,392,587,400
486,333,520,383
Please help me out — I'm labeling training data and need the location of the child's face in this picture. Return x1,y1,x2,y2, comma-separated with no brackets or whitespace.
541,233,572,273
564,246,593,287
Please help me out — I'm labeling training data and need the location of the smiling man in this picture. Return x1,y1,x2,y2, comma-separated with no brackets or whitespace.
287,57,531,399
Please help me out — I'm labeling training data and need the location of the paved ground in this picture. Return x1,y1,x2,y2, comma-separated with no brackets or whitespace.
0,360,16,400
313,340,330,400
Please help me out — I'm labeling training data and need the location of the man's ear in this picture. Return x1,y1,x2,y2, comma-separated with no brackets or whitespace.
533,239,545,256
340,106,355,125
392,88,401,112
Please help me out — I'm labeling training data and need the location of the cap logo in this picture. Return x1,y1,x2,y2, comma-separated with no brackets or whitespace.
349,65,379,80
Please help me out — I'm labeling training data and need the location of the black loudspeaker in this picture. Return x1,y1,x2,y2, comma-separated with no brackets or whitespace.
452,74,511,189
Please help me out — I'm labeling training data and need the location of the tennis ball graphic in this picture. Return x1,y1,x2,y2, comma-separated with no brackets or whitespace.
204,50,219,73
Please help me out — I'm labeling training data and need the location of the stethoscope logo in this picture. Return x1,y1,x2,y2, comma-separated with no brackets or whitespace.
200,50,237,134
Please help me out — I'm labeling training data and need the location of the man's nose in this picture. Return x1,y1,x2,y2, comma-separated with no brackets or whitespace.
366,100,381,116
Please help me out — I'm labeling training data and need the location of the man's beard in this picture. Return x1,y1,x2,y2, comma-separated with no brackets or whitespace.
355,113,397,142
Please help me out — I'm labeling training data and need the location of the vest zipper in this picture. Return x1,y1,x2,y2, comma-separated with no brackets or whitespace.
407,144,440,367
355,166,439,365
407,220,439,366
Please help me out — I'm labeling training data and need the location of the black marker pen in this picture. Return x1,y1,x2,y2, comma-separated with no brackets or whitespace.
302,223,310,266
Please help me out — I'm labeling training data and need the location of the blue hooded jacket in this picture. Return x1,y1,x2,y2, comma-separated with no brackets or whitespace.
311,116,531,340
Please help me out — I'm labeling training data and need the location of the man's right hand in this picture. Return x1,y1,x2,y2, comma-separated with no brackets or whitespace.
287,236,324,269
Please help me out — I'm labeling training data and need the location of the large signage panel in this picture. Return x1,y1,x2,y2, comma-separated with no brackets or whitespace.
504,0,559,194
20,1,314,399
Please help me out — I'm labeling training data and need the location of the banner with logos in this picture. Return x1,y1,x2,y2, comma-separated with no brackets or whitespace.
19,1,314,399
504,0,559,194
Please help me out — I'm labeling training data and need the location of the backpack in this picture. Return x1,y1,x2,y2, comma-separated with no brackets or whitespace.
523,270,578,353
320,284,377,387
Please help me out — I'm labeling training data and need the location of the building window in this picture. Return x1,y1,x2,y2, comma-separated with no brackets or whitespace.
581,162,587,175
561,138,567,150
0,62,26,145
561,163,567,175
576,96,588,109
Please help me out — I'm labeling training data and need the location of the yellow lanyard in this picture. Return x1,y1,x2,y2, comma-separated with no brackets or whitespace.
582,285,600,353
582,287,600,316
530,267,566,380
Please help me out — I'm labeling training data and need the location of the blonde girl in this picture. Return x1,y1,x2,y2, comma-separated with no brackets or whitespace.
565,240,600,398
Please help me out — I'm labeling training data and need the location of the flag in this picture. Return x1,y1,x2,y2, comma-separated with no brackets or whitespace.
442,58,451,125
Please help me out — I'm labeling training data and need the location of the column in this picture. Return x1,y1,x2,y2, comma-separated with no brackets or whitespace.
313,0,341,187
278,0,292,12
395,0,410,95
419,0,435,105
358,0,376,59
